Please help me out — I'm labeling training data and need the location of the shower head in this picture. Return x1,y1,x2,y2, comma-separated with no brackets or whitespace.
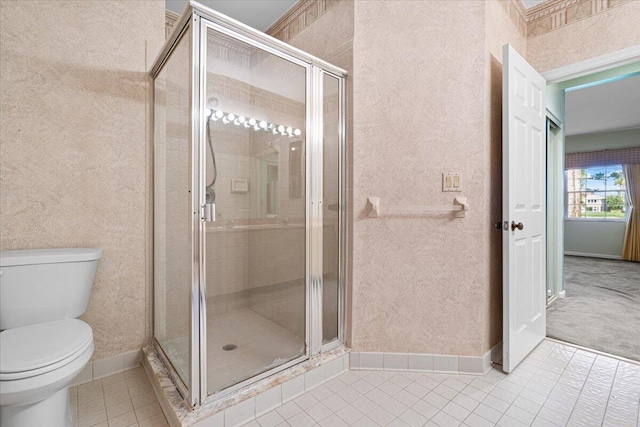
207,97,219,109
205,97,219,121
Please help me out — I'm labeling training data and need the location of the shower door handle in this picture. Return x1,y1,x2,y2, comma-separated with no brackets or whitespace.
201,203,216,222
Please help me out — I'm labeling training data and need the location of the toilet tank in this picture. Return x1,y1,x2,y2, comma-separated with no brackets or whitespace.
0,248,103,330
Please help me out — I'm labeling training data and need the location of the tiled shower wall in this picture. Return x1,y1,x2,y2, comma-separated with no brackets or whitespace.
206,224,339,338
203,30,342,339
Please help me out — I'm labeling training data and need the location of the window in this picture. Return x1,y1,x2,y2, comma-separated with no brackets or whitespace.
566,165,627,220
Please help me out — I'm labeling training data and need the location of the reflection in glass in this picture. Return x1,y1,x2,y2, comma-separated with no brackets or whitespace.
204,27,307,394
323,74,340,344
153,29,192,385
289,140,303,200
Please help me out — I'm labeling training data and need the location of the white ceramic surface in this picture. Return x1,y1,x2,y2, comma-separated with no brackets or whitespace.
0,320,93,376
0,248,102,329
0,248,101,427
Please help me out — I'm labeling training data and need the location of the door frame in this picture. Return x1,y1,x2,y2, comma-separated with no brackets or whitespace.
542,46,640,85
545,115,563,304
541,46,640,312
499,46,640,373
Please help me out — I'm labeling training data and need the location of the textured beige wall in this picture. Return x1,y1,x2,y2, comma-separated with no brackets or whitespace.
283,0,524,357
352,0,490,356
4,0,635,367
0,1,164,360
271,0,639,358
347,0,637,357
527,0,640,72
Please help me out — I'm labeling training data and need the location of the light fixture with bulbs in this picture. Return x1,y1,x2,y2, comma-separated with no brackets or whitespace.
206,109,302,139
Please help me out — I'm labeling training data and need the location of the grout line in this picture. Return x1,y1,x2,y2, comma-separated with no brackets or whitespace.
131,340,640,426
602,360,621,426
72,367,167,427
565,345,600,425
529,343,572,424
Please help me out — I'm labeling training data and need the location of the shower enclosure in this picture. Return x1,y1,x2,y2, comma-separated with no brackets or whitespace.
151,2,346,407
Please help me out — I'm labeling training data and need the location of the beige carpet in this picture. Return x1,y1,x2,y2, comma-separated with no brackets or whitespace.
546,256,640,361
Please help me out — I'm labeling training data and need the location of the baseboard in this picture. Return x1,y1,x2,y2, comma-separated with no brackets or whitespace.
565,251,622,260
350,343,503,375
70,349,143,387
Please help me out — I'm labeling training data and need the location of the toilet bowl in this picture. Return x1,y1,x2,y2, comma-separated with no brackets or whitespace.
0,320,94,426
0,248,102,427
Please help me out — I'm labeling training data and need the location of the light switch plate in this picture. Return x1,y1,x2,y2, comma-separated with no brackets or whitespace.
442,173,462,192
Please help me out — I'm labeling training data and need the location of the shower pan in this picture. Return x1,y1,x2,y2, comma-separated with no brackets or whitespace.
150,1,347,407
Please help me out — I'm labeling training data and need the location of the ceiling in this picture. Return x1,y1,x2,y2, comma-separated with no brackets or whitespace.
165,0,298,31
565,74,640,136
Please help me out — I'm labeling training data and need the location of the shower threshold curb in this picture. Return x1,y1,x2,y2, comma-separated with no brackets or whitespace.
143,345,350,427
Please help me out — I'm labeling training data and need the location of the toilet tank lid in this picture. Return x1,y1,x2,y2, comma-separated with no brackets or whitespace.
0,248,103,267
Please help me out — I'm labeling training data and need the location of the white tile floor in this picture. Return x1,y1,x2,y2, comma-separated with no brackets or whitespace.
240,340,640,427
72,340,639,427
70,366,168,427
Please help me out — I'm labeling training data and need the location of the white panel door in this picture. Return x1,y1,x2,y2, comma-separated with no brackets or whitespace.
502,44,546,373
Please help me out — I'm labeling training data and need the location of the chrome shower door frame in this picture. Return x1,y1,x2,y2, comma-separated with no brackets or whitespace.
150,0,348,408
320,70,347,353
149,7,202,407
196,17,314,402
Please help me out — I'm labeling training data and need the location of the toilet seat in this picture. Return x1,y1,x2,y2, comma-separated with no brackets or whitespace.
0,319,93,381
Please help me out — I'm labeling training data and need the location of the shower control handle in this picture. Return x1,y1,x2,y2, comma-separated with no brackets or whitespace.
201,203,216,222
511,221,524,231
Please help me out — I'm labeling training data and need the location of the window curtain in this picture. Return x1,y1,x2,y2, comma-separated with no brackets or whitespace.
565,147,640,170
622,164,640,262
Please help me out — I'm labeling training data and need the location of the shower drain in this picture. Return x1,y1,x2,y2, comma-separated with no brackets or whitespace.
222,344,237,351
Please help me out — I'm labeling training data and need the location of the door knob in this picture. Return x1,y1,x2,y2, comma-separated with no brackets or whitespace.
511,221,524,231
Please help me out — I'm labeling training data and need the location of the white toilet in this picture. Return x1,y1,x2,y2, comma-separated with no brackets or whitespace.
0,248,102,427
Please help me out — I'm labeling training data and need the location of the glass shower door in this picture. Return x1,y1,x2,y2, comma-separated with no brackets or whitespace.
322,73,342,345
202,25,308,394
153,28,192,389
